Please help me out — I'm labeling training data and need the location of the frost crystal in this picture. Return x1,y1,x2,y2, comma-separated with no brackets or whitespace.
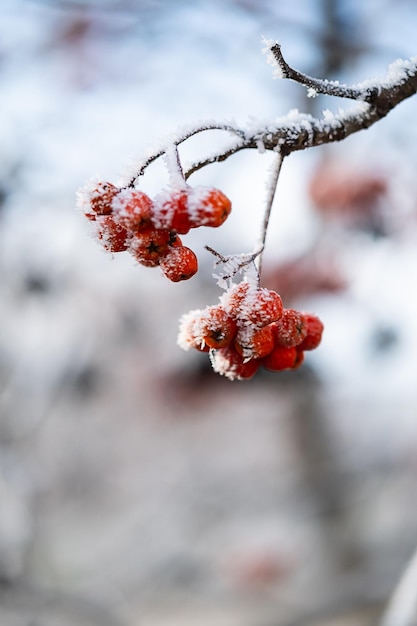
261,36,285,79
75,176,100,213
177,309,204,351
163,142,187,189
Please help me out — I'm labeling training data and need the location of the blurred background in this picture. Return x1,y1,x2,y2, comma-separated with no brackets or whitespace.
1,1,417,624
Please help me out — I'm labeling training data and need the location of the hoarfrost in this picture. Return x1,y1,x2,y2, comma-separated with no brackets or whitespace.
211,251,259,289
163,142,187,189
209,349,238,380
261,36,285,79
177,308,204,351
75,176,101,213
354,55,417,92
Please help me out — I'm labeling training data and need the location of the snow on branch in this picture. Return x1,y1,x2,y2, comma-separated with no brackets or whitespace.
127,45,417,184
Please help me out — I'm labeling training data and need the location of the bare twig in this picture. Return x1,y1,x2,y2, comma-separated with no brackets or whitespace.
255,150,284,276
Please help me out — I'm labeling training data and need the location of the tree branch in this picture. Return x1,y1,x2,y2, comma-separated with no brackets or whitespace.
126,123,246,187
269,43,374,100
127,47,417,184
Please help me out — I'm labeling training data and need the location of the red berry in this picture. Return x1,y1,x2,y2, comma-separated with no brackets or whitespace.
153,186,231,233
194,305,237,349
153,189,192,234
235,324,275,360
177,309,210,352
242,288,283,328
96,215,128,252
210,345,260,381
220,281,251,317
112,189,154,232
294,349,305,368
221,283,283,329
129,228,172,265
273,309,307,347
160,245,198,282
188,187,232,228
298,313,324,350
89,181,119,217
263,346,298,372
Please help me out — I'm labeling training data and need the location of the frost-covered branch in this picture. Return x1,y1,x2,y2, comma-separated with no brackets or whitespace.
127,122,246,187
268,42,374,100
129,47,417,183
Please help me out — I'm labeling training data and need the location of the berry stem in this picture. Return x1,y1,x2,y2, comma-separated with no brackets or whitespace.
255,150,284,277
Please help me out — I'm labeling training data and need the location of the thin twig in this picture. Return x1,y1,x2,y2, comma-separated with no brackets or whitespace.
269,43,377,101
126,123,246,187
184,140,251,179
255,151,284,277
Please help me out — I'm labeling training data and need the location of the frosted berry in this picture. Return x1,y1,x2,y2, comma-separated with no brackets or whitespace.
153,186,232,233
242,288,283,328
177,310,211,353
160,245,198,282
273,308,307,347
235,324,275,361
210,345,260,381
129,228,172,265
298,313,324,350
198,305,237,349
113,189,154,232
221,282,283,328
96,215,128,252
154,190,192,234
89,181,119,217
188,187,232,228
220,281,251,317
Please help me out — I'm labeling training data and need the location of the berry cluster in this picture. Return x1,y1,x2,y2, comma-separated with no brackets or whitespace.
77,180,232,282
178,281,323,380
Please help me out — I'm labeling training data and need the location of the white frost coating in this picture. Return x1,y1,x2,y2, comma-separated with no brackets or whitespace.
163,142,187,189
354,56,417,91
152,187,179,230
75,176,101,213
177,308,204,350
186,186,216,225
261,36,285,79
212,252,259,289
111,187,148,220
177,304,232,351
209,349,238,380
256,138,266,153
118,53,416,188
